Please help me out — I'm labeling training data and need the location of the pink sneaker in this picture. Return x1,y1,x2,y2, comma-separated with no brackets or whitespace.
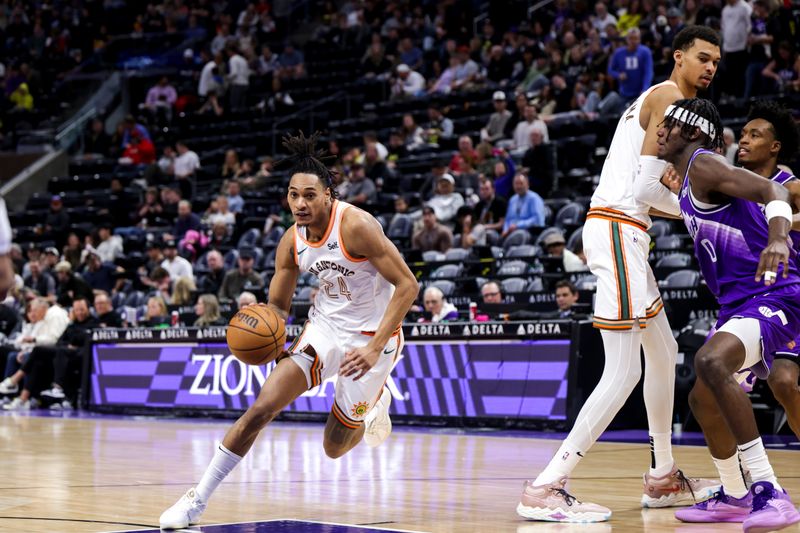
516,477,612,523
674,486,752,523
743,481,800,533
641,465,720,508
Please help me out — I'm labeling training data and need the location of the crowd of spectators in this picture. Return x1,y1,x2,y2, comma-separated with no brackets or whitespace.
4,0,800,411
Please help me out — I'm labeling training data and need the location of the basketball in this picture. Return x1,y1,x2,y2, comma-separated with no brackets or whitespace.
226,304,286,365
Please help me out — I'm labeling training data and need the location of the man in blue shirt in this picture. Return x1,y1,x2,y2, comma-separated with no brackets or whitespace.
608,28,653,101
501,173,545,236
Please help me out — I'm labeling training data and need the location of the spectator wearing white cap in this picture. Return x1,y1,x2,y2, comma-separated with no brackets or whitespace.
426,174,464,227
391,63,425,100
542,232,588,272
481,91,512,143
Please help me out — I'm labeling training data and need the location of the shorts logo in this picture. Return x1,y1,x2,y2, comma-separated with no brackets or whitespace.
350,401,369,418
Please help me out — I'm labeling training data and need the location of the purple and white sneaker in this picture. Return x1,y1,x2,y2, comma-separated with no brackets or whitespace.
674,486,751,523
743,481,800,533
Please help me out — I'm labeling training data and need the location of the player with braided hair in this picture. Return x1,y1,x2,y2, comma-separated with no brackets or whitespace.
658,98,800,531
159,132,419,529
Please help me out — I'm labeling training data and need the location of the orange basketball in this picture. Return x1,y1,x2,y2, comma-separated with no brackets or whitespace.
226,304,286,365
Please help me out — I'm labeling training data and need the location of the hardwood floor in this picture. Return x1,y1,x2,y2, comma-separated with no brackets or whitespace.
0,414,797,532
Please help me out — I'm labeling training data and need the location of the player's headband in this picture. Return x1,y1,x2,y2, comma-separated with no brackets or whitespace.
664,104,717,139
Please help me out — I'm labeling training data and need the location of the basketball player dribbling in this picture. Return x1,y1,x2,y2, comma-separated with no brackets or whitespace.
159,133,419,529
657,98,800,532
517,26,722,523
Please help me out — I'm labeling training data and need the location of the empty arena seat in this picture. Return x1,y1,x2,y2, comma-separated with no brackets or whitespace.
648,220,672,238
387,214,413,239
262,226,285,246
295,286,314,301
526,277,545,292
506,244,540,258
423,250,446,262
575,274,598,291
223,249,239,270
444,248,471,261
663,269,701,287
656,253,693,269
237,228,261,249
501,277,528,294
497,260,531,276
656,235,683,250
502,229,532,250
554,202,585,227
566,226,583,251
430,263,463,279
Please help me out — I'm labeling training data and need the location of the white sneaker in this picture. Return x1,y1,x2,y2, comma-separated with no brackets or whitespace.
159,487,206,529
49,400,73,411
41,386,65,400
3,397,29,411
0,378,18,395
364,387,392,447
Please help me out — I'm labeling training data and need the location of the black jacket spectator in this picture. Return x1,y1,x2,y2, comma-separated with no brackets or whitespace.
96,310,124,328
54,261,95,306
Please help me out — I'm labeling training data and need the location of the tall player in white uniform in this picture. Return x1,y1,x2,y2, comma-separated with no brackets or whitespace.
160,133,419,529
517,27,723,522
0,197,14,299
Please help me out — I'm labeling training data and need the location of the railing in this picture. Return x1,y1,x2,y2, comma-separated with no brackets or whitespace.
54,72,121,152
270,90,351,154
528,0,556,18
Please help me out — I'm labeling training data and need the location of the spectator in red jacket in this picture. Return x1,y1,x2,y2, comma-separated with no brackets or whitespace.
121,130,156,165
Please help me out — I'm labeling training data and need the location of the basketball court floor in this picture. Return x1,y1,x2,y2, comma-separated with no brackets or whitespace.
0,412,797,533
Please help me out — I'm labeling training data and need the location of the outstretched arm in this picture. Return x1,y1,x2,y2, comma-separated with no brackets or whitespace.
338,208,419,380
691,152,794,284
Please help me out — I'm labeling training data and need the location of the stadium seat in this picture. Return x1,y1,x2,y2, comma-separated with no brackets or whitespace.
554,202,585,227
223,249,239,270
295,286,314,301
427,279,455,297
387,214,413,239
502,229,532,250
648,220,672,238
262,226,285,247
237,228,261,249
656,253,693,269
656,235,683,250
663,269,701,287
566,227,583,251
497,260,531,276
430,264,463,279
535,227,565,247
423,250,446,262
526,277,544,292
506,244,540,258
575,274,598,291
444,248,470,261
501,277,528,294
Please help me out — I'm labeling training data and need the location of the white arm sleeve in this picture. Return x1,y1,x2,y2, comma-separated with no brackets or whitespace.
0,198,11,255
633,155,681,216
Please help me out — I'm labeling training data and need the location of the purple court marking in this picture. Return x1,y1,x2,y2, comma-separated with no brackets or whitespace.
109,519,423,533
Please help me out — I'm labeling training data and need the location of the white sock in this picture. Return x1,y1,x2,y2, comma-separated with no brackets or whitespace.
738,437,781,491
195,444,243,502
713,453,748,498
649,433,674,477
641,309,678,476
535,329,643,485
534,441,584,485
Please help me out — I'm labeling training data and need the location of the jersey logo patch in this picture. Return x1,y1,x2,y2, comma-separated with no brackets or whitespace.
297,247,308,255
327,241,339,250
350,401,369,418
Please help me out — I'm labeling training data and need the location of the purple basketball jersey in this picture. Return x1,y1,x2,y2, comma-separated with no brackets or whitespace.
678,149,800,306
682,150,800,376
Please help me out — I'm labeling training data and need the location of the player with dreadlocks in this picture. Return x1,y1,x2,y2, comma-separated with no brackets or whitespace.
160,132,419,529
657,98,800,531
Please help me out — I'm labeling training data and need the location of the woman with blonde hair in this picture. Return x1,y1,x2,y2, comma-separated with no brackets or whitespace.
171,276,196,306
193,294,226,326
142,296,170,327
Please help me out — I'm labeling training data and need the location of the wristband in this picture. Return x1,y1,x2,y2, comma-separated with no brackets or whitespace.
765,200,792,223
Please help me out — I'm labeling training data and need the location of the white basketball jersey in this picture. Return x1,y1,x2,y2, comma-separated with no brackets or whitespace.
0,198,11,255
591,80,678,226
294,200,394,333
